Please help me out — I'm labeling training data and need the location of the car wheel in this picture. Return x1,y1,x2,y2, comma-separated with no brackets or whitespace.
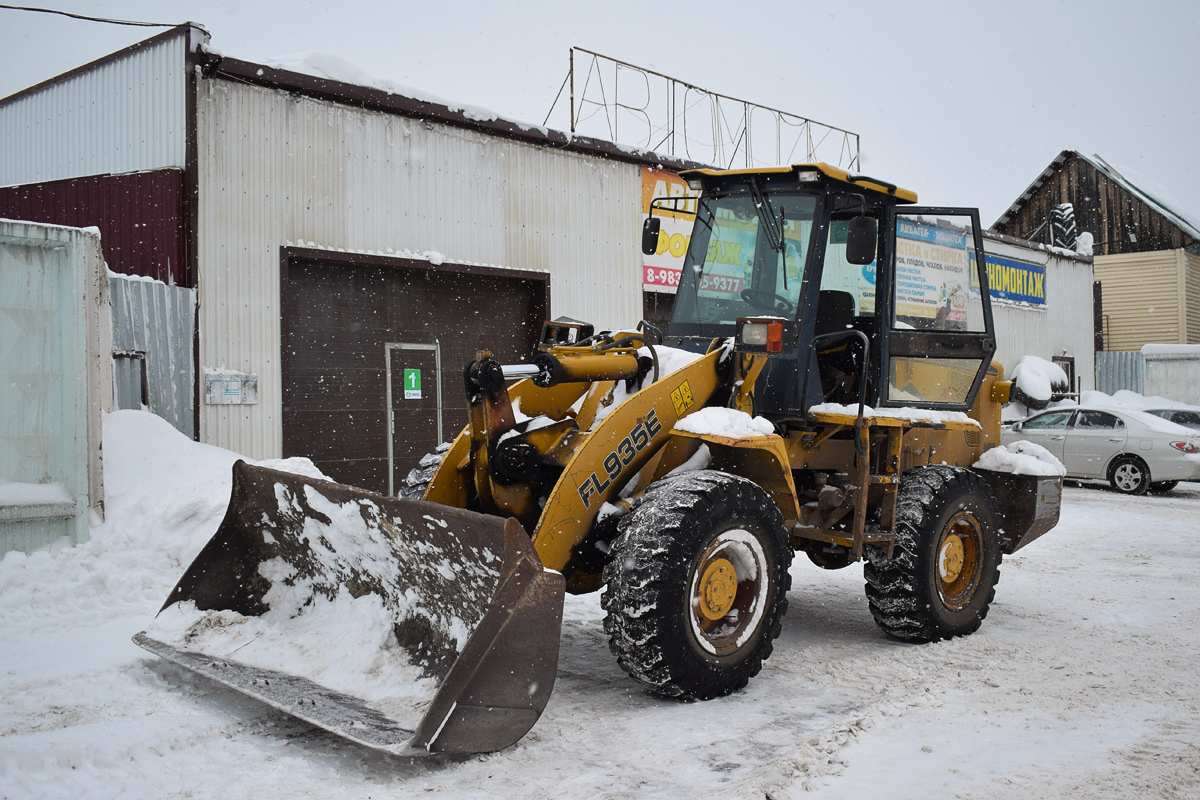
1149,480,1179,494
1109,455,1150,495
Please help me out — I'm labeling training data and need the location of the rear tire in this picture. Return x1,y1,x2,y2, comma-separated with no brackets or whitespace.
602,471,792,699
1149,480,1179,494
864,465,1001,642
1109,455,1150,495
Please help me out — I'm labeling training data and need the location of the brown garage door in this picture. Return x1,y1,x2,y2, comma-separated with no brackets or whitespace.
281,249,549,494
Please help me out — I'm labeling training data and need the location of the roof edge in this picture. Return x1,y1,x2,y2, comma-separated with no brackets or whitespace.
204,54,709,174
0,23,208,109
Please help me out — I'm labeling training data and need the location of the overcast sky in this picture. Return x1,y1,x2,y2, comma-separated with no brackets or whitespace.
2,0,1197,229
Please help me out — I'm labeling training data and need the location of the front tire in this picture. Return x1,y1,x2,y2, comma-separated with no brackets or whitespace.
864,465,1001,642
1109,455,1150,495
602,471,792,699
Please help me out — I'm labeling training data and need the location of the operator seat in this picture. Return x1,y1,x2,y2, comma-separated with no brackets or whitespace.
813,290,859,403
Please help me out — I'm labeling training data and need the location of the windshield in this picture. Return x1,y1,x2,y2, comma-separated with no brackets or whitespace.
670,192,816,334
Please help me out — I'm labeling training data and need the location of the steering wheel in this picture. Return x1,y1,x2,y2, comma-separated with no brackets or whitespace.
740,288,794,314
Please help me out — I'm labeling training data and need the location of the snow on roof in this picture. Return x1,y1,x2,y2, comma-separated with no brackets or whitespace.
1082,154,1200,242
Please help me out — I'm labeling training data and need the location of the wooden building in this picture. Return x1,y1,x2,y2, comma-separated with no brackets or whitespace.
992,150,1200,351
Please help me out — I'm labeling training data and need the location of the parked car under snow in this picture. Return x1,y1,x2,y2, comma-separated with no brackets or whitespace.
1002,406,1200,494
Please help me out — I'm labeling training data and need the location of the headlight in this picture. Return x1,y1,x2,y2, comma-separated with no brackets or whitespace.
742,322,768,346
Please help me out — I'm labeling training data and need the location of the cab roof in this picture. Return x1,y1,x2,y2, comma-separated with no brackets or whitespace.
678,163,918,204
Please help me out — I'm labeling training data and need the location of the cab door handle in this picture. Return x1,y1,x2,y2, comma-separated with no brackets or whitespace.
1108,437,1123,442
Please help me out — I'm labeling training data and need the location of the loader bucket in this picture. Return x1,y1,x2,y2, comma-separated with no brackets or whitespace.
133,460,564,756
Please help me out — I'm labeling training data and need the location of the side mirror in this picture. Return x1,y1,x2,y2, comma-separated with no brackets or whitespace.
845,216,877,265
1012,421,1023,432
641,217,661,256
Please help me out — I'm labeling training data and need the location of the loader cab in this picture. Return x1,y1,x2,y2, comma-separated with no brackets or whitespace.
660,164,995,418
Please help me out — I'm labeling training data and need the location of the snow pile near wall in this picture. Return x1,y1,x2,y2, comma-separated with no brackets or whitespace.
675,407,775,437
809,402,979,426
974,441,1066,477
0,410,325,626
1010,355,1070,410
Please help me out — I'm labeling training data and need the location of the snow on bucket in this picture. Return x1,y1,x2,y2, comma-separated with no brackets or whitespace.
135,460,563,755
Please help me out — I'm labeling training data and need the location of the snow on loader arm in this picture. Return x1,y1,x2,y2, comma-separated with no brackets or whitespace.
133,460,564,756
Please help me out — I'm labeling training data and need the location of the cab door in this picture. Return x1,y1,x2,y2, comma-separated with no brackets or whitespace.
880,208,996,410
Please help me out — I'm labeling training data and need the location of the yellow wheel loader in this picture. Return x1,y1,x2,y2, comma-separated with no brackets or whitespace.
136,163,1062,756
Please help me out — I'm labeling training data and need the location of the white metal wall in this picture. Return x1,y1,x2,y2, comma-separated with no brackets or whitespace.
0,30,190,186
987,237,1096,391
196,79,644,459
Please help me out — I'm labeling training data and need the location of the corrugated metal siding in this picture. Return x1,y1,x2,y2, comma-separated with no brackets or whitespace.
1094,250,1182,350
1095,350,1144,395
1185,250,1200,344
0,169,187,285
987,240,1096,391
196,79,643,459
109,274,196,437
0,33,187,186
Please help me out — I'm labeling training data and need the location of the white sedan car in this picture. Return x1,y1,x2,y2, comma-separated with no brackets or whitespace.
1002,406,1200,494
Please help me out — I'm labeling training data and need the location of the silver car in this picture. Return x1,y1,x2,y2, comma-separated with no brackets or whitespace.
1002,406,1200,494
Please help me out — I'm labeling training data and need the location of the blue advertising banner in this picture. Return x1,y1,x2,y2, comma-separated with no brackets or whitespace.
969,251,1046,307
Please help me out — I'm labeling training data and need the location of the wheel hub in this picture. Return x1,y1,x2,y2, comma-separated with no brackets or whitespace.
938,535,965,583
698,558,738,620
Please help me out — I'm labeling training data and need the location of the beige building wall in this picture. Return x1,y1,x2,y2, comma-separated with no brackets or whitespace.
1094,249,1185,350
1185,250,1200,344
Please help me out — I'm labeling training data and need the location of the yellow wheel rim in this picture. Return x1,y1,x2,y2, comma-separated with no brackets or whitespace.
697,558,738,620
936,512,983,610
938,536,965,583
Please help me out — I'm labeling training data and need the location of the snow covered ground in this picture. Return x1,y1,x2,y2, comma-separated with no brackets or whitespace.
2,411,1199,799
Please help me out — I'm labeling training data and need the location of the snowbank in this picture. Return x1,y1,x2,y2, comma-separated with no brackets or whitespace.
0,411,326,625
675,407,775,437
974,441,1066,477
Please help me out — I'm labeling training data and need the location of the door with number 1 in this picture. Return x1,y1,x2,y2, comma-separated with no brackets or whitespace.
386,342,443,495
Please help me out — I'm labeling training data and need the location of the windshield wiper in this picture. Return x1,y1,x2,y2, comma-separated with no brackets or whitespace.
749,178,788,290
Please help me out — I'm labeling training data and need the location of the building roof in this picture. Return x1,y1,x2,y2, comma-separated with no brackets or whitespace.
996,149,1200,241
0,23,708,176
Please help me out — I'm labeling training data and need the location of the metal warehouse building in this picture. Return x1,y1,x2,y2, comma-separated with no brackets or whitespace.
0,24,701,494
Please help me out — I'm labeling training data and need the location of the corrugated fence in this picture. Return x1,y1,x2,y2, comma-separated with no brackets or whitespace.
1094,351,1144,395
109,274,195,438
